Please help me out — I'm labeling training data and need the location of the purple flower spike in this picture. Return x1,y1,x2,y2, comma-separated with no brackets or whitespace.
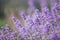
20,10,26,20
0,0,60,40
40,0,47,11
50,0,57,8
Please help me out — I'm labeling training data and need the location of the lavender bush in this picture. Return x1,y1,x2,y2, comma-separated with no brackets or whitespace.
0,0,60,40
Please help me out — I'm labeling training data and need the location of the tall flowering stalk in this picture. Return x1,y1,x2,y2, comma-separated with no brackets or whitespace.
39,0,47,11
0,0,60,40
27,0,36,15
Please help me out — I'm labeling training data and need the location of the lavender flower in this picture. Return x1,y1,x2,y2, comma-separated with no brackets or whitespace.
39,0,47,11
0,0,60,40
50,0,57,7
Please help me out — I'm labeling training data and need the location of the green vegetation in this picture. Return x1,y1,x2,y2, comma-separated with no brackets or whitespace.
0,19,6,28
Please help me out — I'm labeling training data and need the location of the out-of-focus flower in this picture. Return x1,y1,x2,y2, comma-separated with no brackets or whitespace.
0,0,60,40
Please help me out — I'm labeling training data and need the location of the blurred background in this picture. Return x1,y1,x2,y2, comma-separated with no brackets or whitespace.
0,0,28,27
0,0,40,27
0,0,59,28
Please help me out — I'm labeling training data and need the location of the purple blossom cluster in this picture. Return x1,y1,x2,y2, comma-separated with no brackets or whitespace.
0,0,60,40
0,24,24,40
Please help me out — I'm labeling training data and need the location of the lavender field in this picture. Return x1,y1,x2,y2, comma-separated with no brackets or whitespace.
0,0,60,40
